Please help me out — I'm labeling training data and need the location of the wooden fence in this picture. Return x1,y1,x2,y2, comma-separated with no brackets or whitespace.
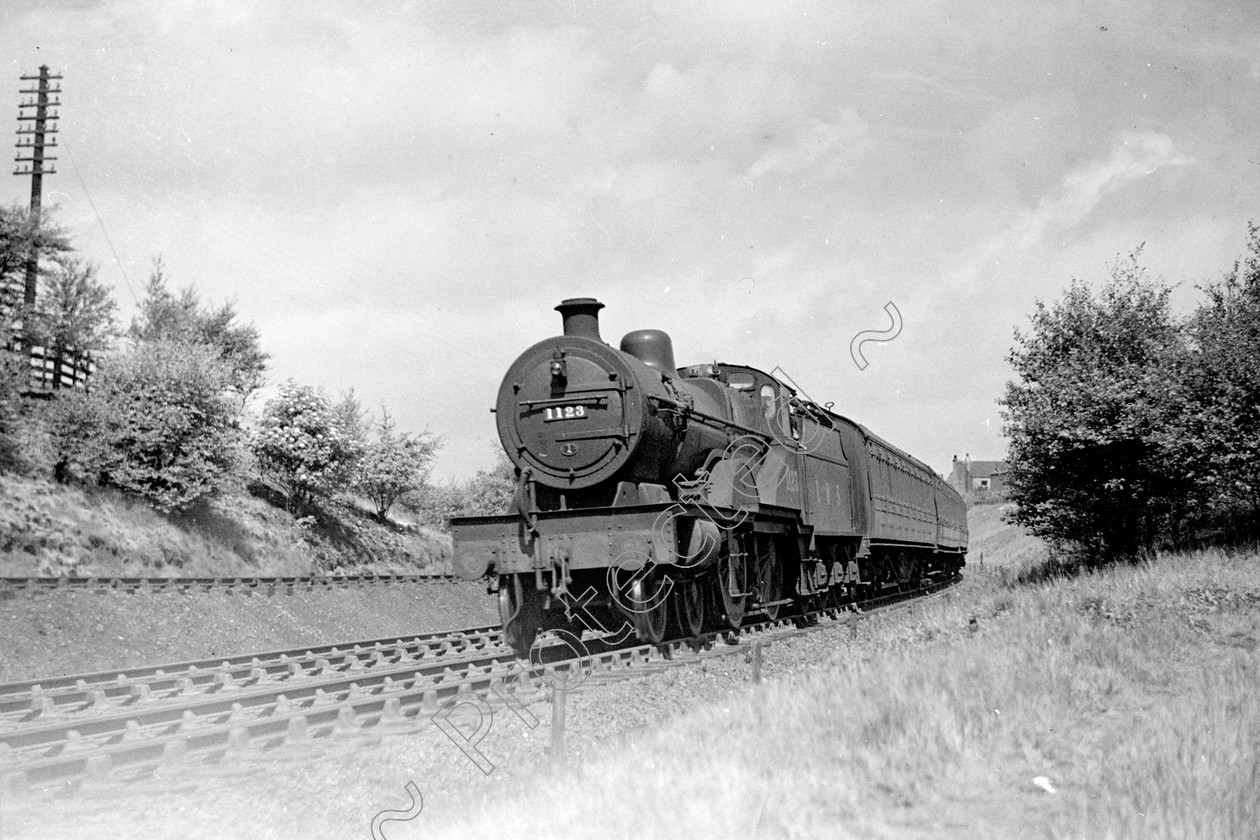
1,278,96,393
11,340,96,393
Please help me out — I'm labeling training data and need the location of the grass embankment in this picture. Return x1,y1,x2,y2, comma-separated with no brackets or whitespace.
966,499,1047,571
0,471,451,578
431,519,1260,839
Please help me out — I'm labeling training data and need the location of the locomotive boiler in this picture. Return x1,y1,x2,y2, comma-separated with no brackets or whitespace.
452,298,967,656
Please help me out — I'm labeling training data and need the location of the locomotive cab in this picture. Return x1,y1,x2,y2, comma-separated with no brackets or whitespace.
678,363,795,442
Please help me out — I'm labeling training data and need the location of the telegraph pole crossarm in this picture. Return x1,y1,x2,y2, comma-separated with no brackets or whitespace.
12,64,63,307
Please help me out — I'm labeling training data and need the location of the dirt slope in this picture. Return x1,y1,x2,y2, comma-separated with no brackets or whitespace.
0,471,451,579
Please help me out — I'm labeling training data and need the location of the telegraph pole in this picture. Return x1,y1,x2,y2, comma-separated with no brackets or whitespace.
13,65,61,307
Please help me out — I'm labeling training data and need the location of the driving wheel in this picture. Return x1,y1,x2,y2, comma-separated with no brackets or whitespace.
629,571,669,644
680,577,705,636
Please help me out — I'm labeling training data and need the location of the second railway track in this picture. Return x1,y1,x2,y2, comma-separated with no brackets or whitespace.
0,576,960,797
0,573,473,598
0,623,504,728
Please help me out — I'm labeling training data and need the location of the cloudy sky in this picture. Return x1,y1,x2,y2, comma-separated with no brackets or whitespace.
3,0,1257,481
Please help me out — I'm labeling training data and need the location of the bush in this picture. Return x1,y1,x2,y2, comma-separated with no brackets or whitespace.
963,487,1010,507
252,381,362,513
0,342,28,471
48,340,241,511
1001,249,1188,564
354,408,440,521
45,386,110,484
402,452,515,528
1172,222,1260,538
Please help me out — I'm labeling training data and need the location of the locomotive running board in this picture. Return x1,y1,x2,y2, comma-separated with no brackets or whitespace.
451,502,803,580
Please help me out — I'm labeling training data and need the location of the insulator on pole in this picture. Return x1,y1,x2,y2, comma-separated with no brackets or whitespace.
12,65,62,307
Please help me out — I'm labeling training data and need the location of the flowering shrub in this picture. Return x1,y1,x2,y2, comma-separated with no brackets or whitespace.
47,340,241,511
252,381,362,511
354,409,439,521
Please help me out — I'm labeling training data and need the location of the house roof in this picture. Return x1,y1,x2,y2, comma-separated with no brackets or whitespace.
967,460,1008,478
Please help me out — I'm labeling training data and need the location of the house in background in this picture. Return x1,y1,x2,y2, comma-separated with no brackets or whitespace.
948,455,1009,495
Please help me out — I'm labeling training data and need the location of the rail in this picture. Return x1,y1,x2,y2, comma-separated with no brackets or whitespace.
0,573,471,598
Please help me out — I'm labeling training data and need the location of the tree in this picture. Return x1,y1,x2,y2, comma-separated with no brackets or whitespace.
1000,249,1189,564
0,203,71,300
331,388,370,457
0,208,100,474
252,381,362,512
354,408,441,521
459,451,516,516
1173,222,1260,537
48,340,242,511
403,450,515,528
28,254,119,353
129,258,268,413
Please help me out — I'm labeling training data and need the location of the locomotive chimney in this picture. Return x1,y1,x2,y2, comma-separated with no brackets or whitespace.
556,298,604,341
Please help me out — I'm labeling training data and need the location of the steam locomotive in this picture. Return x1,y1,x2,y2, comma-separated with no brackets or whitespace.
452,298,967,657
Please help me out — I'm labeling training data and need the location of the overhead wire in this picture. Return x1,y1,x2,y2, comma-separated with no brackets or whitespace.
61,134,139,305
54,98,521,388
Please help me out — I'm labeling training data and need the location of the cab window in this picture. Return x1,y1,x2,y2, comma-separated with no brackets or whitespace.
760,384,790,437
759,384,776,427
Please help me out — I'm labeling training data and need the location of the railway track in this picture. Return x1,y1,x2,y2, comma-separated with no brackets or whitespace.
0,573,469,598
0,625,517,795
0,624,503,728
0,576,959,797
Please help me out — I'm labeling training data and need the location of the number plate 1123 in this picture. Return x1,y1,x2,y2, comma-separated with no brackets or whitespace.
543,405,587,421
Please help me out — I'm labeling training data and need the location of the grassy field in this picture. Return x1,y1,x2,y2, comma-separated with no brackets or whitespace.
424,512,1260,839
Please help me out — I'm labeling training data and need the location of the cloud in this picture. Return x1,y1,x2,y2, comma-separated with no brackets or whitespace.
745,113,869,181
4,0,100,13
947,131,1193,288
868,71,1000,105
4,1,1258,483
